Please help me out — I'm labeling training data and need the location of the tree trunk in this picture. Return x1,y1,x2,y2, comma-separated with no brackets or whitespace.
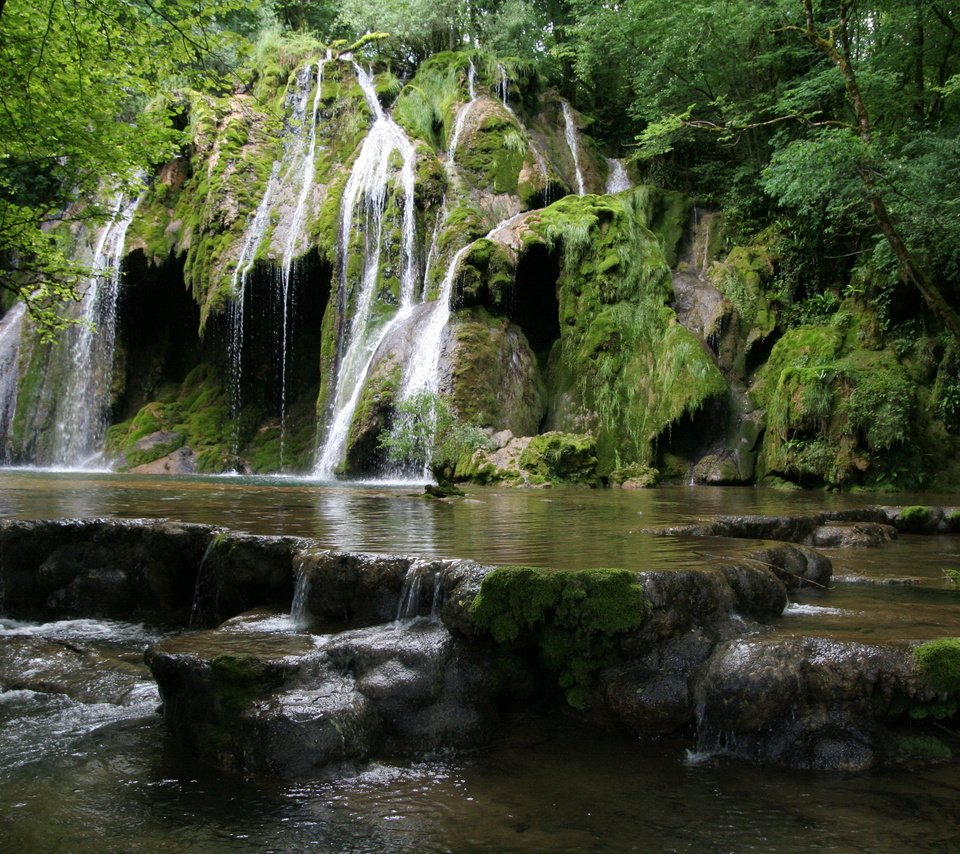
801,0,960,341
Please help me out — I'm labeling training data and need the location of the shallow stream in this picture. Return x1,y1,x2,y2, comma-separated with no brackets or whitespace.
1,470,959,850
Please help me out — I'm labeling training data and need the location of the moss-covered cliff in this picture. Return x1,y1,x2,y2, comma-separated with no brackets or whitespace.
2,42,957,489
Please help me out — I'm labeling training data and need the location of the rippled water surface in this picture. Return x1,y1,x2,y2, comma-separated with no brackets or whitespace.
0,470,959,850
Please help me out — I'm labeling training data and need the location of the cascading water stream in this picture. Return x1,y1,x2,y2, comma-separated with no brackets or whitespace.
605,158,632,194
0,303,26,460
496,63,509,108
51,189,143,467
447,61,478,162
399,213,526,476
561,100,586,196
290,561,312,628
228,64,321,461
278,57,328,466
314,63,418,478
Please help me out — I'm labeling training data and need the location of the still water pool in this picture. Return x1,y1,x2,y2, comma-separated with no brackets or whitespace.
1,470,959,851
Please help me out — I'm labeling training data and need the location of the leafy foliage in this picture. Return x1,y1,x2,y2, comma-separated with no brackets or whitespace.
0,0,255,336
378,391,490,485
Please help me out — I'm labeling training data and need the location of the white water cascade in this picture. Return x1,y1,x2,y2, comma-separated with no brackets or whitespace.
314,63,418,478
278,57,328,465
0,303,26,460
228,63,324,460
606,158,632,194
496,63,510,108
447,61,478,162
51,190,142,466
561,100,586,196
401,213,525,403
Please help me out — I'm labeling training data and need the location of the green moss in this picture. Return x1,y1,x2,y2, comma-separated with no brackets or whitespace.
753,326,919,488
899,505,932,532
469,566,649,708
629,186,692,267
915,638,960,695
519,432,599,485
524,189,727,473
457,112,527,196
894,734,952,761
609,464,660,487
105,363,233,473
393,51,468,150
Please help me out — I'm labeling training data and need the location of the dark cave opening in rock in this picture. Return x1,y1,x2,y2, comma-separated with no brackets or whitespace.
231,250,331,418
114,250,203,420
653,395,728,479
510,243,561,361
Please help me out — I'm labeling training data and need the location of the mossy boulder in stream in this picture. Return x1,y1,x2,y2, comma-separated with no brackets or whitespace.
469,566,648,708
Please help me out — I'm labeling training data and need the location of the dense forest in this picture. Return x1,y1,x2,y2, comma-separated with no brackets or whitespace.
1,1,959,490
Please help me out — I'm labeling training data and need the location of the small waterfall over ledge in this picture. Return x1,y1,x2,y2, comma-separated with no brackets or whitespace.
605,158,632,194
562,101,586,196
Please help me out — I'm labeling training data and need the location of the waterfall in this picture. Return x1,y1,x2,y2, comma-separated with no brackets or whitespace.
278,58,328,466
51,189,142,467
228,63,323,462
314,63,418,478
605,158,632,194
290,561,312,628
0,303,26,461
561,101,586,196
395,560,445,622
401,212,525,403
447,61,477,162
496,63,509,108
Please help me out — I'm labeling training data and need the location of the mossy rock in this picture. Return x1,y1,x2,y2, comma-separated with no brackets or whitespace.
609,464,660,488
915,638,960,695
105,363,234,473
469,565,649,708
448,308,545,436
753,326,920,488
898,505,934,532
518,432,599,486
523,189,727,473
893,733,952,762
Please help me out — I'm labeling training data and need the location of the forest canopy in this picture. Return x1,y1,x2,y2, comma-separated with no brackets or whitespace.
2,0,959,340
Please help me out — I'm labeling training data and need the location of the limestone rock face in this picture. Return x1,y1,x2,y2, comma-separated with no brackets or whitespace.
1,517,953,776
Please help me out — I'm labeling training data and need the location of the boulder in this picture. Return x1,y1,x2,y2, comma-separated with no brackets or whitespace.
0,518,215,621
808,522,898,548
146,619,494,777
131,446,197,474
693,637,930,771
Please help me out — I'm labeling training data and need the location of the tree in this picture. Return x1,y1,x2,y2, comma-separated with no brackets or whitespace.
782,0,960,340
378,392,490,495
0,0,255,338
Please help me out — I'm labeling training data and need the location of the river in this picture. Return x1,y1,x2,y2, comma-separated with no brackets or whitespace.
0,469,958,851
